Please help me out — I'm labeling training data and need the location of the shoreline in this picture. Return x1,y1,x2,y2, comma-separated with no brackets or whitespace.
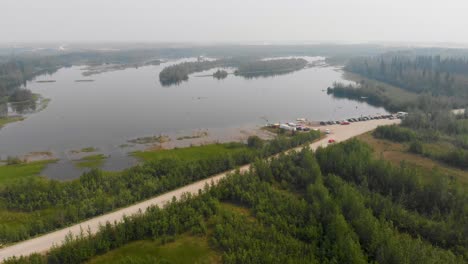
0,95,50,131
0,118,400,261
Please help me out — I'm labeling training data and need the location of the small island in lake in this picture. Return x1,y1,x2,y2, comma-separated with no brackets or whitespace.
213,69,228,79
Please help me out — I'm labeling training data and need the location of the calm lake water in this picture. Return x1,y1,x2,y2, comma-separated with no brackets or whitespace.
0,57,387,179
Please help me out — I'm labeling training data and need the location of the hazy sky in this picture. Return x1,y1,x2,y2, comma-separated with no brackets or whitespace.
2,0,468,44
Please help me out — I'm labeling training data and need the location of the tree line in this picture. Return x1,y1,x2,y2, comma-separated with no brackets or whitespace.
345,55,468,101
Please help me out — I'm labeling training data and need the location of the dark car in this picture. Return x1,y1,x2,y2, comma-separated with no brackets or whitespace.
320,121,326,125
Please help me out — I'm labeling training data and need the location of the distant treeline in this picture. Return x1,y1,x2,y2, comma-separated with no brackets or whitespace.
6,139,466,263
159,58,308,85
345,55,468,101
327,82,403,112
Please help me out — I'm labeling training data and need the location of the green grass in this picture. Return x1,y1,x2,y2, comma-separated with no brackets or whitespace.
0,116,24,128
81,147,98,153
358,132,468,185
75,154,107,168
0,160,53,187
87,235,220,264
132,143,251,162
0,160,57,234
70,147,99,154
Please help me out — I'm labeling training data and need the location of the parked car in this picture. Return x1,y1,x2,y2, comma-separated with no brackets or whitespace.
325,129,331,134
341,121,350,125
280,124,296,131
296,126,303,131
320,121,326,126
328,139,336,143
303,127,310,131
327,121,334,125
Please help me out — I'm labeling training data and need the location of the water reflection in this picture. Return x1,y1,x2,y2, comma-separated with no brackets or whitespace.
9,100,36,114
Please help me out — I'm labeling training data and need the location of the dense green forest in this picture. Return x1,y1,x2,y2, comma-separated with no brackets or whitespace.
6,139,466,264
345,55,468,103
327,52,468,173
0,131,320,244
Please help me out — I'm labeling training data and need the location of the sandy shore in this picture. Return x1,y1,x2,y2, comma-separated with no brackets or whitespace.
0,118,399,261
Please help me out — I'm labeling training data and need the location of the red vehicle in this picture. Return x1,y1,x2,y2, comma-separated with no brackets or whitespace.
328,139,336,143
341,121,350,125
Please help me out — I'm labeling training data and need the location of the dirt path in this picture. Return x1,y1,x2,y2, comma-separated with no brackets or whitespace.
0,118,399,262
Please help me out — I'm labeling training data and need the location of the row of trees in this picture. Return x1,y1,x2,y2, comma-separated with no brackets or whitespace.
327,82,404,112
6,140,464,263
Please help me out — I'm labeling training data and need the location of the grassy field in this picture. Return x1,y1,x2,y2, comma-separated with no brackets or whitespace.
0,116,24,128
87,234,220,264
74,154,107,168
343,72,419,105
358,132,468,185
132,143,252,162
0,160,53,187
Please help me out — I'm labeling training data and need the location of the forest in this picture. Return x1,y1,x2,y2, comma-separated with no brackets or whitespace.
345,54,468,103
0,131,320,244
5,139,466,263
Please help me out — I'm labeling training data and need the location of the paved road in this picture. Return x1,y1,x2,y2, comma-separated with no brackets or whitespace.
0,119,399,262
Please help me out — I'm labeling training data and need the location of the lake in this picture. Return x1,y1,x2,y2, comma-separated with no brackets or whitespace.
0,57,387,179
